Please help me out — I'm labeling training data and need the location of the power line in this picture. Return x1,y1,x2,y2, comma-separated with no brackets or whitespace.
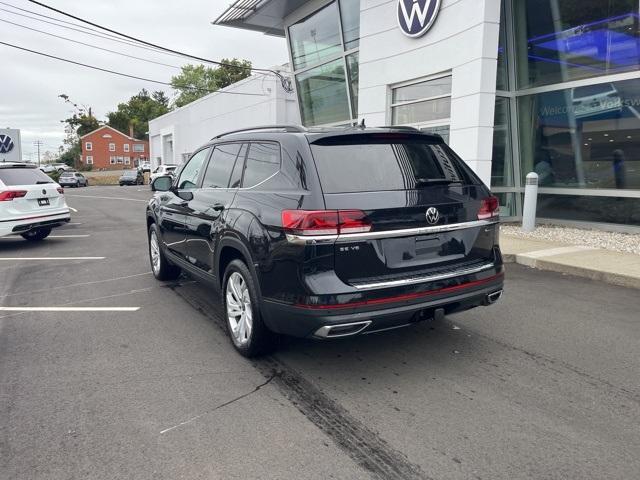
0,7,182,58
0,41,267,97
26,0,293,92
0,18,183,69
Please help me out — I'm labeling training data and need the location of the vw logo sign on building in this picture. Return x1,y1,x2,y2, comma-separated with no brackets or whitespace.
0,134,14,154
0,129,22,162
397,0,442,38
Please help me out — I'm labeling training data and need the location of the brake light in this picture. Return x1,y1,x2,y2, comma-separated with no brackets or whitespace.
282,210,371,236
0,190,27,201
478,196,500,220
57,187,64,194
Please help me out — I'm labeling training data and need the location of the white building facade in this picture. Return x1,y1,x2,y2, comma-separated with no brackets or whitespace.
161,0,640,229
149,72,299,167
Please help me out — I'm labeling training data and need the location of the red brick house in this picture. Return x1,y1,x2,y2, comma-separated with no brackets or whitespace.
80,126,149,171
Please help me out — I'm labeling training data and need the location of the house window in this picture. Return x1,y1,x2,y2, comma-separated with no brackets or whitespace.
85,142,92,151
109,143,116,152
110,156,117,165
124,157,131,165
117,156,124,164
391,74,452,128
86,156,93,165
133,144,145,153
124,144,130,152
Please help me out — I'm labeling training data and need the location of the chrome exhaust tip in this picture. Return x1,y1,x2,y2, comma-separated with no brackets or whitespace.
314,321,372,339
486,290,503,305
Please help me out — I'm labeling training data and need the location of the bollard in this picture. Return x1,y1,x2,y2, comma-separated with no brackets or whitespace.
522,172,539,232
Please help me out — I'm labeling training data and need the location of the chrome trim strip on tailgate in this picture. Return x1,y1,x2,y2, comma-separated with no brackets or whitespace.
352,262,496,290
285,219,498,245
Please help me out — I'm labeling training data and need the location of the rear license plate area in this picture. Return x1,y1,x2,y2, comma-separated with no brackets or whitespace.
38,198,50,206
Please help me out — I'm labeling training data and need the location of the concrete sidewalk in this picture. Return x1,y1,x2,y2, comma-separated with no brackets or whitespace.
501,234,640,289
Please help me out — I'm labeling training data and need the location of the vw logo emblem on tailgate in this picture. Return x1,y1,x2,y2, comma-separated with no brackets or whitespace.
426,207,440,225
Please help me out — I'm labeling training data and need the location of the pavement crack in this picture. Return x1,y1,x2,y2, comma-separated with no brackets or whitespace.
159,374,275,435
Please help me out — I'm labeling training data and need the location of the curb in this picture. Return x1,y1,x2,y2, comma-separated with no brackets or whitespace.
504,254,640,290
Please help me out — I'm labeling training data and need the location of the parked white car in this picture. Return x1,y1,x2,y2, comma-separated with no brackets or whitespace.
150,165,178,183
0,162,70,241
39,164,57,174
140,161,152,173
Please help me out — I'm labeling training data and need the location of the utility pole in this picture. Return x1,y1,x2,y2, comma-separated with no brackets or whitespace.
33,140,43,166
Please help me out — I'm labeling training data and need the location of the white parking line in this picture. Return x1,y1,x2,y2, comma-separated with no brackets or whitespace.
67,222,83,225
65,194,147,203
69,207,78,212
0,307,139,312
0,257,105,261
48,235,90,238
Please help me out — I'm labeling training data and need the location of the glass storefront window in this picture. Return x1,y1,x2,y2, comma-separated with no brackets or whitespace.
491,97,514,187
296,59,351,126
518,78,640,190
392,76,452,103
495,193,518,217
496,0,509,91
391,76,452,125
536,194,640,226
421,125,450,144
346,52,359,118
289,2,342,71
513,0,640,89
339,0,360,50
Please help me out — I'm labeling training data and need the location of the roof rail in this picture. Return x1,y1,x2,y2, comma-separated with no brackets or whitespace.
212,125,308,140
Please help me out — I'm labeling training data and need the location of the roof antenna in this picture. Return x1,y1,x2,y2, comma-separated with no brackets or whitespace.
359,118,366,129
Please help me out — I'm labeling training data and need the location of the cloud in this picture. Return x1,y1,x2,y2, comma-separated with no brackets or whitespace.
0,0,287,157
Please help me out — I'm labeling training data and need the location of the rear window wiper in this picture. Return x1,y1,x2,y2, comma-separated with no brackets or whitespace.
414,178,463,187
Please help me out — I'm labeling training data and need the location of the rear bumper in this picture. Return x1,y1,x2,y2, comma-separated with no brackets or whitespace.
261,271,504,338
0,211,71,237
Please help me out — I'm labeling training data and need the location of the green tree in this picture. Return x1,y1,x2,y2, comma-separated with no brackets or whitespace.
107,89,171,140
170,59,252,108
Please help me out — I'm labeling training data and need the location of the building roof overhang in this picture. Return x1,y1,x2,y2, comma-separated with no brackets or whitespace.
213,0,311,37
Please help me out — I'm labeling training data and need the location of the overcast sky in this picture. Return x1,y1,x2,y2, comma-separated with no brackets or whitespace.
0,0,288,161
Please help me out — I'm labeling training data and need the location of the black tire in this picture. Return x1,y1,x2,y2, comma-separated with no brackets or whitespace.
223,259,278,357
148,223,181,281
21,227,52,242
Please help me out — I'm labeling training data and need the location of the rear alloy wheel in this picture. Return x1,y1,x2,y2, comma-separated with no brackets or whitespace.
21,227,52,242
223,260,278,357
148,224,181,281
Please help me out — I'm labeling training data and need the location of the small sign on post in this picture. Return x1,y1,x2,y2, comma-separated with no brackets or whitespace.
522,172,539,232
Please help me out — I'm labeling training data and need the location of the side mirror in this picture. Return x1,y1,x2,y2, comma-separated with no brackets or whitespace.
151,175,173,192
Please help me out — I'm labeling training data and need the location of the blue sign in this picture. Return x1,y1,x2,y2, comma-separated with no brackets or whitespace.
0,134,14,154
397,0,442,38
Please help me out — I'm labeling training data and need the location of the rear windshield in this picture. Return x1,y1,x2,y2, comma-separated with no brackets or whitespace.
60,172,75,177
310,136,479,193
0,168,54,186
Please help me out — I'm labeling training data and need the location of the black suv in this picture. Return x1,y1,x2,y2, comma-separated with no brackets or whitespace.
147,126,503,357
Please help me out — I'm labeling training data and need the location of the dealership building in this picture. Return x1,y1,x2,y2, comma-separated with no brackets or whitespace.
151,0,640,229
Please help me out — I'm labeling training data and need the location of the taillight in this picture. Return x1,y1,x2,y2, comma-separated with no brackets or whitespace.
57,187,64,194
478,196,500,220
0,190,27,201
282,210,371,236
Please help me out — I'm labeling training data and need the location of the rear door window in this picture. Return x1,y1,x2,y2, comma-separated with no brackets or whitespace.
0,168,53,186
310,135,478,193
242,143,280,188
202,143,244,188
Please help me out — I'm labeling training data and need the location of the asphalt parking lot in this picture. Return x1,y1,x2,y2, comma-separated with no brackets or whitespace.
1,186,639,480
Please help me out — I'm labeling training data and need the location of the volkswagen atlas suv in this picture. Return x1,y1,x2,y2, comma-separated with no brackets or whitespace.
146,126,504,357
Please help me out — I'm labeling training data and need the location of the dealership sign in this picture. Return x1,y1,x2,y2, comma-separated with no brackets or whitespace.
0,134,14,154
397,0,441,38
0,129,22,162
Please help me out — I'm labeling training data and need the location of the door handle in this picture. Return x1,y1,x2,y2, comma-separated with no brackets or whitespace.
213,204,225,212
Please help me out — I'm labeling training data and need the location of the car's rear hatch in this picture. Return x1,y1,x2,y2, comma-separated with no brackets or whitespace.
0,166,67,219
309,133,499,288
